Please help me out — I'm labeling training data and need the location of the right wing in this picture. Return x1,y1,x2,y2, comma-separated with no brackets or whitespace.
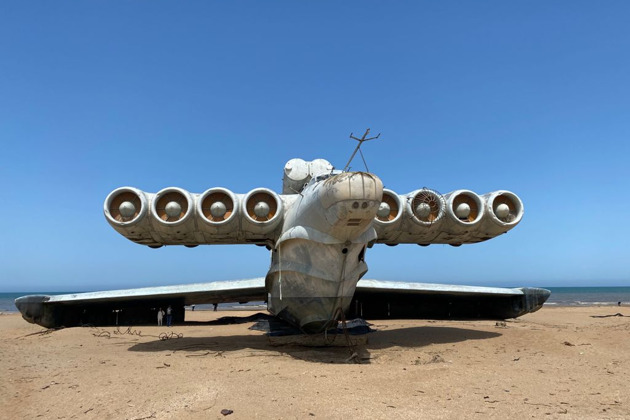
104,187,297,247
373,188,524,246
351,279,550,320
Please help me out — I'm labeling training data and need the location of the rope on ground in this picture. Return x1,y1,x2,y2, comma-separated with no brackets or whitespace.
89,325,183,340
21,328,59,338
337,307,360,362
158,331,183,340
324,306,362,363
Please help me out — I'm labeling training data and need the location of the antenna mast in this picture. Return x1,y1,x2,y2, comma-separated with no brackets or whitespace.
343,128,380,172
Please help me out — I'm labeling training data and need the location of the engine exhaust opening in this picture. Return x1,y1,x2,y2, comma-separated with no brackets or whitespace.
493,193,520,223
104,187,149,227
412,189,444,223
447,190,486,225
245,191,278,222
153,189,192,224
376,191,400,222
109,191,142,222
201,190,235,223
451,193,480,223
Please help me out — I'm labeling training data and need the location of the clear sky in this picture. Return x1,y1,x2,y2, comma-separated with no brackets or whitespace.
1,2,629,292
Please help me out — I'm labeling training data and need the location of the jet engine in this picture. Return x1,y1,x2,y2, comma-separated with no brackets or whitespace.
373,189,404,242
197,188,240,238
375,189,403,224
476,191,524,238
443,190,484,230
150,187,197,244
241,188,283,236
407,188,446,226
104,187,159,246
395,188,446,245
424,189,485,245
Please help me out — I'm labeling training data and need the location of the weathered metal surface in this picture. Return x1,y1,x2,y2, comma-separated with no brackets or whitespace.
264,171,383,332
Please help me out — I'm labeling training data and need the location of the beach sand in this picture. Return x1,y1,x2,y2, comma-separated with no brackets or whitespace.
1,306,628,419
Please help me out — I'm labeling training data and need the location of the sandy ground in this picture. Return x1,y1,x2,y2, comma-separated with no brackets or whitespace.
1,306,628,420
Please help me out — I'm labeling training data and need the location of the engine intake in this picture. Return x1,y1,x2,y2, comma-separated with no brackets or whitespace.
151,187,194,225
445,190,484,226
372,189,405,243
465,190,525,241
103,187,159,246
375,189,402,224
104,187,148,226
242,188,283,234
407,189,445,226
199,188,238,225
486,191,523,225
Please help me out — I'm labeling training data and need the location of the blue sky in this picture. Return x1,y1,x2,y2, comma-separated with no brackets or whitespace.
1,2,629,292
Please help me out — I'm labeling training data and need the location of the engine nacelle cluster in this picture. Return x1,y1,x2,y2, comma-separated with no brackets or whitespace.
104,180,523,248
374,188,523,245
104,186,284,246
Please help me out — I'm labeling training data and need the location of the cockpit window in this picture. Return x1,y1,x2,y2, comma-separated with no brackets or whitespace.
306,173,331,186
306,170,342,187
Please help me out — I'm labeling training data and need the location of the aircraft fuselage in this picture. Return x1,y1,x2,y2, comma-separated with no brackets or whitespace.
266,171,383,332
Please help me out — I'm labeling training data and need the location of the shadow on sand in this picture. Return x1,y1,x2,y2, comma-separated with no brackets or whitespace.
127,315,501,364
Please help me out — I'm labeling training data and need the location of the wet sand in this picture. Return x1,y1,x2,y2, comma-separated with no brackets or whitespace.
1,306,628,419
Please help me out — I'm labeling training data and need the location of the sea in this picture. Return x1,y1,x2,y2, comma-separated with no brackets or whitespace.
2,287,630,313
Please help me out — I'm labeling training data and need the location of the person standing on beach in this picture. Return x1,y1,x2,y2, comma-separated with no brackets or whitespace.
157,308,165,326
166,305,173,327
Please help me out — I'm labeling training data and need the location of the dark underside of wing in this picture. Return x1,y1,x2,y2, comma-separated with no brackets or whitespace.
14,279,267,329
349,280,550,321
15,278,550,329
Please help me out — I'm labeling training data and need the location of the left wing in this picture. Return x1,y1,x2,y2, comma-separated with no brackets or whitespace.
15,278,266,329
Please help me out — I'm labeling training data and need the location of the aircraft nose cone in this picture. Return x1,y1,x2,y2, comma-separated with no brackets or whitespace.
317,172,383,238
319,172,383,209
